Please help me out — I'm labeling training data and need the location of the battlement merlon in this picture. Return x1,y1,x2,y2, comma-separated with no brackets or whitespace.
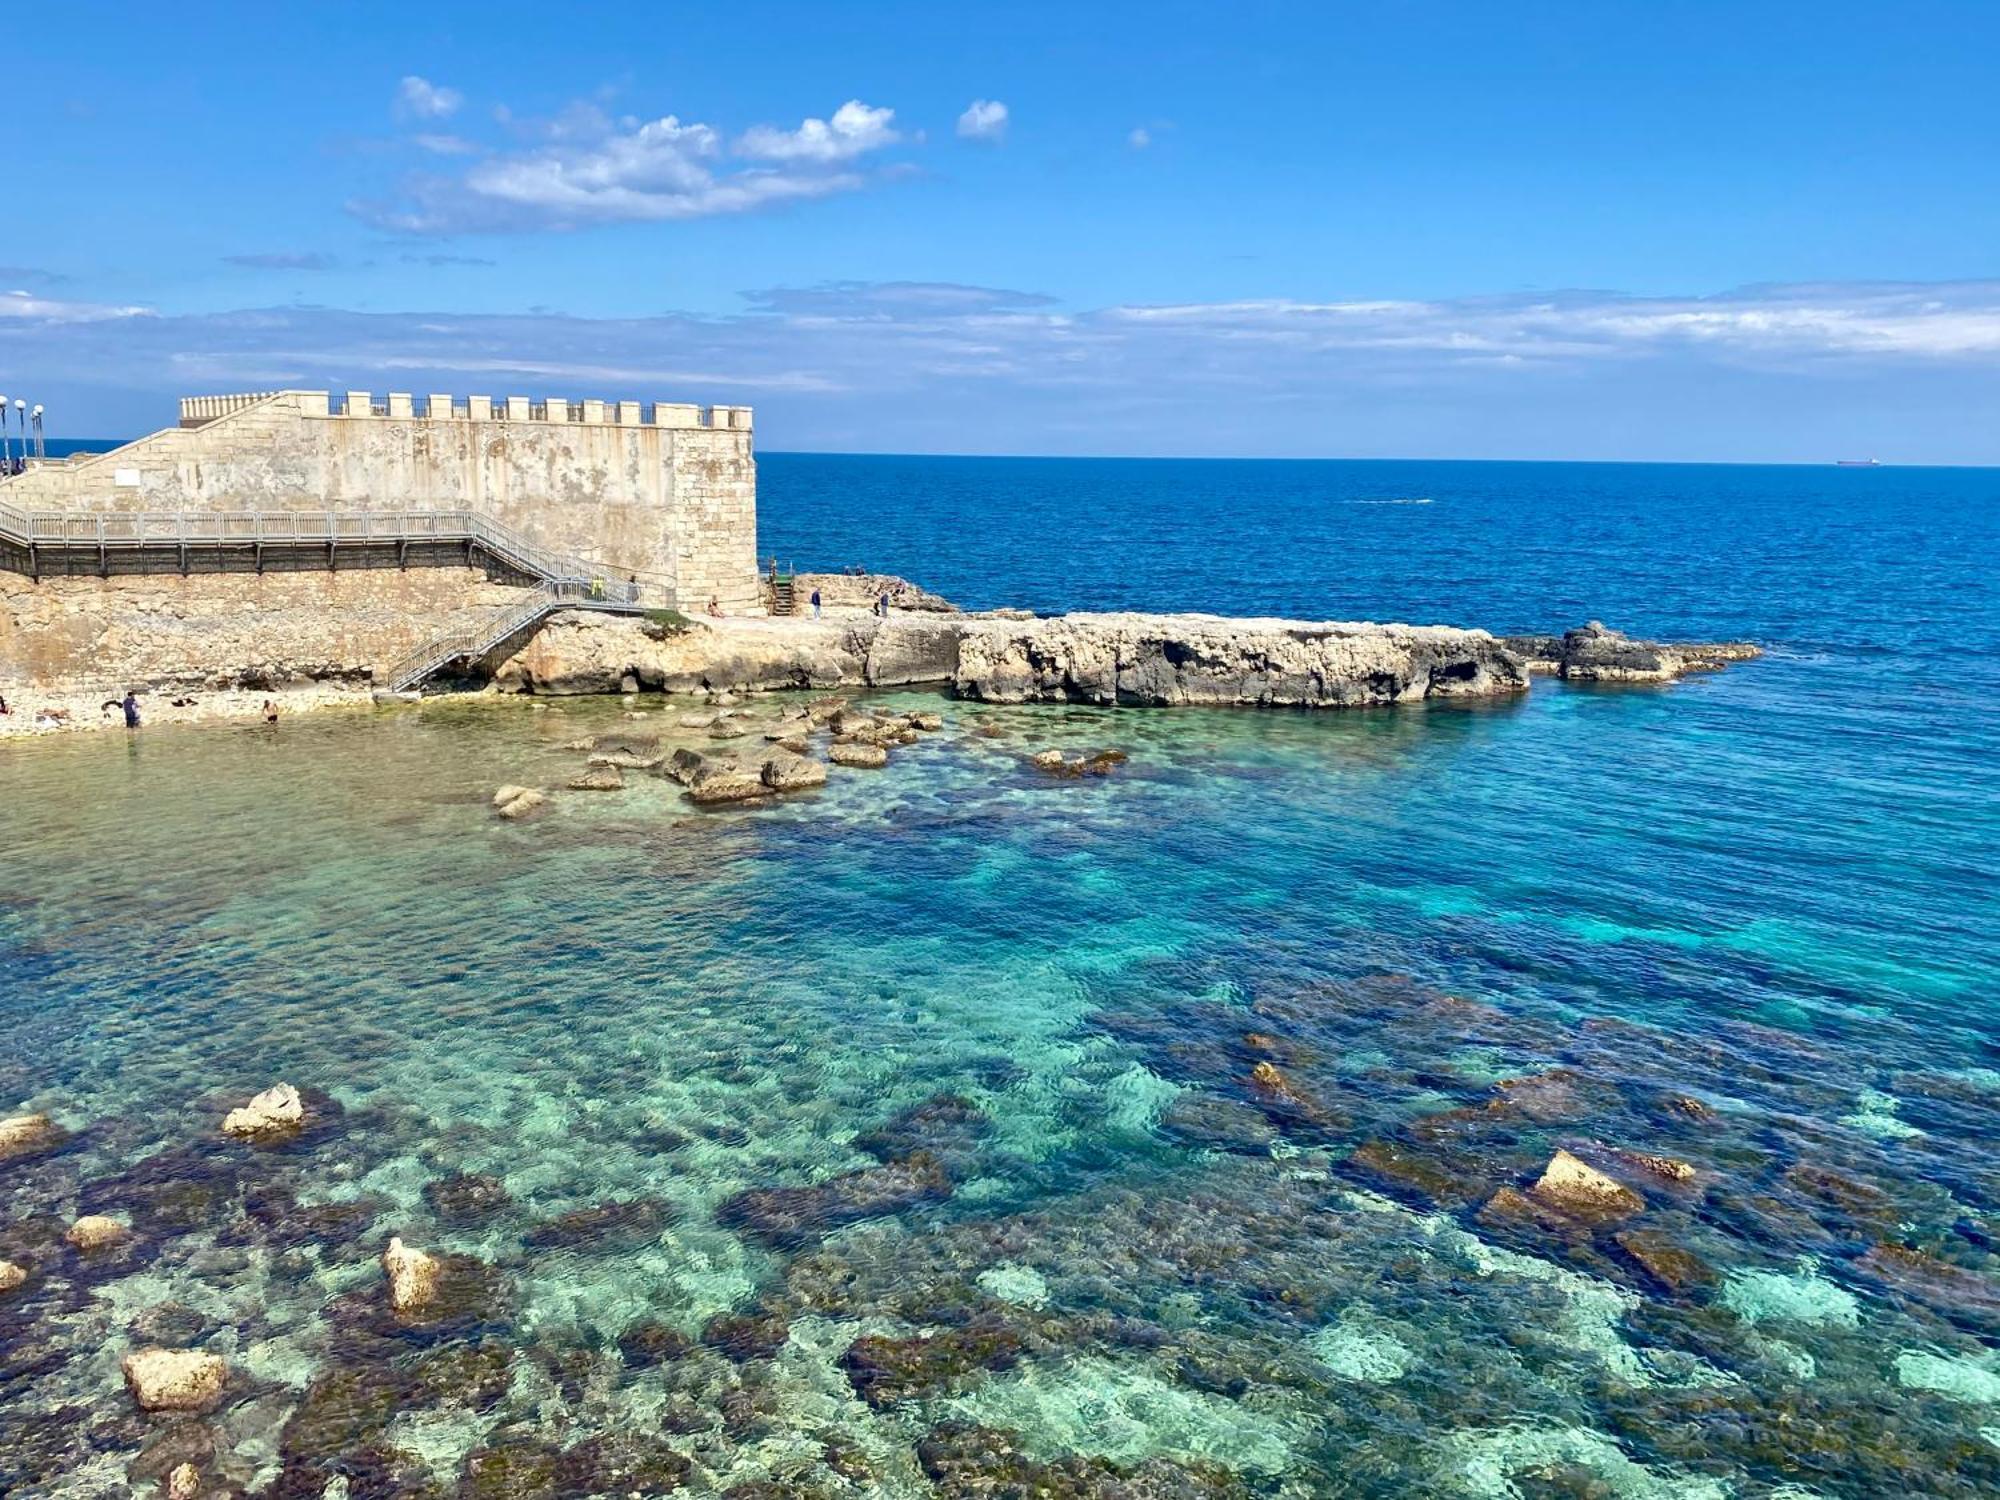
179,390,753,432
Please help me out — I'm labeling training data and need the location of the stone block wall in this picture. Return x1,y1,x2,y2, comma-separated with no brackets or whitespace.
1,390,761,612
0,567,522,691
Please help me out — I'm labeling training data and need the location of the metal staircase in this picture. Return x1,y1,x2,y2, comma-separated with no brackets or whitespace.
0,501,660,691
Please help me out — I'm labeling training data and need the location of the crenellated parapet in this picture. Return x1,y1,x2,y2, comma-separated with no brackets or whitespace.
181,390,753,431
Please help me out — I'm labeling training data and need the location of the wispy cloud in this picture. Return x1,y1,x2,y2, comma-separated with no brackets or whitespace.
359,97,908,233
1127,127,1152,150
0,288,154,323
223,252,339,272
399,252,498,268
12,279,2000,459
0,265,69,286
956,99,1009,142
395,75,463,122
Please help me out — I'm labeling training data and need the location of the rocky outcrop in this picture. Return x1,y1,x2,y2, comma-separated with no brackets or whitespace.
829,742,888,769
1503,622,1761,682
0,1112,67,1162
121,1348,228,1412
221,1084,303,1141
65,1214,131,1252
491,785,546,820
955,613,1528,707
1528,1149,1645,1221
495,608,1753,707
383,1236,440,1315
0,1259,27,1293
792,572,960,615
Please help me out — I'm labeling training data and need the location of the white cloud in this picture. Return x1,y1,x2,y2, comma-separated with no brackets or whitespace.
412,133,478,156
737,101,900,163
360,99,911,233
396,75,463,121
15,280,2000,460
957,99,1009,142
0,288,153,323
1128,127,1151,150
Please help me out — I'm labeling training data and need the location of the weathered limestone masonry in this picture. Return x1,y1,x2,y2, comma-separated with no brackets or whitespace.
0,389,758,692
3,391,757,608
1,568,522,692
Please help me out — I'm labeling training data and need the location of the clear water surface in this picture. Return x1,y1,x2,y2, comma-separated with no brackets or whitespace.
2,456,1997,1497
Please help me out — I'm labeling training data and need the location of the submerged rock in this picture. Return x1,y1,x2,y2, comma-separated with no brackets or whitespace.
121,1348,228,1412
0,1112,68,1162
555,1433,692,1495
522,1196,677,1253
65,1214,132,1252
841,1317,1026,1406
459,1433,562,1500
423,1171,512,1225
702,1307,792,1362
618,1320,696,1369
1614,1228,1719,1294
717,1152,953,1248
568,764,625,791
220,1083,304,1141
917,1421,1250,1499
853,1093,992,1175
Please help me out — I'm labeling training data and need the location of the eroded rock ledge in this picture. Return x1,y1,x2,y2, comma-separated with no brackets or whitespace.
495,609,1753,708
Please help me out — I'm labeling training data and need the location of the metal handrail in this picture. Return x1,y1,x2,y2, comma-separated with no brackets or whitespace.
0,502,660,691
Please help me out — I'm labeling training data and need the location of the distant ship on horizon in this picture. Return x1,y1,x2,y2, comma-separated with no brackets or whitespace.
1835,458,1882,467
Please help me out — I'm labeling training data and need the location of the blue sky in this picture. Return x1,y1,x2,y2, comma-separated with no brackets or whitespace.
5,0,1999,460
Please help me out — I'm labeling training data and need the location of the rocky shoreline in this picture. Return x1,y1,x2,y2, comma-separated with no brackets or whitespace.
496,606,1753,707
0,585,1758,741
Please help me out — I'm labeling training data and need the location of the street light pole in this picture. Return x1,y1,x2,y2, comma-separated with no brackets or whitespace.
0,394,10,470
32,404,44,461
11,401,23,472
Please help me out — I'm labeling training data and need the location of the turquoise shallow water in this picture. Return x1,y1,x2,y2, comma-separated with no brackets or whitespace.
4,458,2000,1497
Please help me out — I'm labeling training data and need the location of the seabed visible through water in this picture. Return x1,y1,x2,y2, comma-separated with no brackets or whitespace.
2,674,1997,1498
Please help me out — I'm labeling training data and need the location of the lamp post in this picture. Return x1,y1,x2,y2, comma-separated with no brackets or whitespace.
11,400,23,472
32,404,44,461
0,394,10,470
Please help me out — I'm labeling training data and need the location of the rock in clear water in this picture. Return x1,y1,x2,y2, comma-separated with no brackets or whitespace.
1530,1149,1645,1221
64,1214,131,1252
220,1083,303,1141
121,1348,228,1412
0,1112,67,1162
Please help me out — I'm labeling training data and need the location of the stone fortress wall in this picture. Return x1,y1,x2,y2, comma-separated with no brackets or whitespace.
0,389,760,694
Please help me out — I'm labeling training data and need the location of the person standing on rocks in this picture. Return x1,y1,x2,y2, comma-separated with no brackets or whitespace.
811,587,822,618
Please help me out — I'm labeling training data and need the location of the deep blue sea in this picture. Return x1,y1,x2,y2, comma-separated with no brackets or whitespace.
3,454,1998,1497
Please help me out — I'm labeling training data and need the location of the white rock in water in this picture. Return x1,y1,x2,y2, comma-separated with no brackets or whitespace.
122,1347,228,1412
167,1462,202,1500
0,1112,64,1161
0,1260,26,1293
222,1083,304,1139
1530,1149,1644,1219
492,784,533,807
66,1214,131,1251
383,1235,440,1314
